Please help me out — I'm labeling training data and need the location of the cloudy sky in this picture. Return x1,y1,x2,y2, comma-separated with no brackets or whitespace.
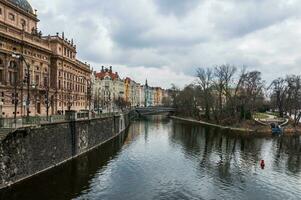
28,0,301,88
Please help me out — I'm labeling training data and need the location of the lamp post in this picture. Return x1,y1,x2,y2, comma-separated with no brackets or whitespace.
12,53,30,120
44,85,50,121
41,71,51,121
12,75,25,127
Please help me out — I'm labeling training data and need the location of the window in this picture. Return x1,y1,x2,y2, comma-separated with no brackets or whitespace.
9,61,17,68
35,75,40,86
44,77,48,87
9,71,17,85
8,13,15,21
20,19,26,27
0,8,2,15
0,59,3,66
0,70,3,83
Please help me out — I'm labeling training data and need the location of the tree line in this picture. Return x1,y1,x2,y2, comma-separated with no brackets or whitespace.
167,65,301,127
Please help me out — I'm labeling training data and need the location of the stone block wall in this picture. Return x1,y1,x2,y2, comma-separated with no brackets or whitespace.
0,113,130,189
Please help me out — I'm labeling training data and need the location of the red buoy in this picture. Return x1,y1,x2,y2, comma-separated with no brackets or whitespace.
260,160,265,169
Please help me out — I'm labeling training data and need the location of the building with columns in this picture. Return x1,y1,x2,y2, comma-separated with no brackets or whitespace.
0,0,92,117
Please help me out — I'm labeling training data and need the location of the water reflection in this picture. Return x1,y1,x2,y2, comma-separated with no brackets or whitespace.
1,116,301,200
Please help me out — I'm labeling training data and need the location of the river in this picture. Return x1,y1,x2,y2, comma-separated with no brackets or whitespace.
1,115,301,200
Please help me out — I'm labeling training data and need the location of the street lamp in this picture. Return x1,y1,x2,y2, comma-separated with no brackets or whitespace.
12,53,31,119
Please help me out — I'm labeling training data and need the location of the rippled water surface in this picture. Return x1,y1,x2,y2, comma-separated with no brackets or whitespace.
1,116,301,200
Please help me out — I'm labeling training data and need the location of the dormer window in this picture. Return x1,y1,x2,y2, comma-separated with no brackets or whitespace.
9,13,15,21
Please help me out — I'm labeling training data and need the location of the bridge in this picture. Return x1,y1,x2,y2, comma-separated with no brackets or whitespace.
135,107,176,116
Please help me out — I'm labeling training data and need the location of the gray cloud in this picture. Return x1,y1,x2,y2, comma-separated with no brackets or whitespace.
153,0,201,16
29,0,301,88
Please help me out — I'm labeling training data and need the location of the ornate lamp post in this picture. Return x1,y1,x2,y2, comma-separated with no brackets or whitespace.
12,53,31,120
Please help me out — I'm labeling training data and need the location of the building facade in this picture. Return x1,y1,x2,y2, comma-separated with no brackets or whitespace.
94,66,124,112
0,0,91,117
49,34,91,114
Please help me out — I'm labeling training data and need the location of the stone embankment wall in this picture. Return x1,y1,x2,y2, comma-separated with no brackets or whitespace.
0,112,132,189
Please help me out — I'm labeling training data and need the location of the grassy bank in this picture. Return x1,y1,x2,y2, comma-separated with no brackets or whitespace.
171,116,255,133
171,116,301,136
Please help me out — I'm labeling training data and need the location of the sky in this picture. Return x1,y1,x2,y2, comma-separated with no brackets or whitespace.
28,0,301,89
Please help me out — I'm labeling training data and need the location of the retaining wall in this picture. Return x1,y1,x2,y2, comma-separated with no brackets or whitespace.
0,112,132,189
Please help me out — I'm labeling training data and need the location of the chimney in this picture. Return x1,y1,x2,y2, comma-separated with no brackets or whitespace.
101,66,104,72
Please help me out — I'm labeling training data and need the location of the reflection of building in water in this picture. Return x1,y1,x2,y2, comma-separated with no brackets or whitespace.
124,122,142,144
143,119,148,142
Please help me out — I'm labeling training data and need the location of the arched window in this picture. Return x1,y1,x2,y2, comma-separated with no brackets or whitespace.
9,61,17,69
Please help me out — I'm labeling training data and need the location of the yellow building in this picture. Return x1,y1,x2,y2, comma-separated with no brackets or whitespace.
154,87,163,106
0,0,91,117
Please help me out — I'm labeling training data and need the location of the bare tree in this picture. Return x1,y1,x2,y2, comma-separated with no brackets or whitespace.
213,64,236,120
237,71,265,120
285,75,301,126
269,78,288,118
174,85,198,117
196,68,213,120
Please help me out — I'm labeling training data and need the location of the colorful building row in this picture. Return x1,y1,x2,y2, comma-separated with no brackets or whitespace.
93,66,167,111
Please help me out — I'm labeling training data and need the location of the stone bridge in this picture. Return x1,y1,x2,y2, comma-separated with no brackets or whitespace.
135,107,176,116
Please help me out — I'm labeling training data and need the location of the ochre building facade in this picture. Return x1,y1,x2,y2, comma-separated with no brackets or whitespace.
0,0,91,117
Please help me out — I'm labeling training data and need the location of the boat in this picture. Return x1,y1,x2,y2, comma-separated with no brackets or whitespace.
271,123,283,135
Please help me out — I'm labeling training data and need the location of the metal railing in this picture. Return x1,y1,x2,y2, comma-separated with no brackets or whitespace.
0,115,65,129
0,112,125,129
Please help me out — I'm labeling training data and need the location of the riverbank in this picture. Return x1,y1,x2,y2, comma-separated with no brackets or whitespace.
171,116,301,136
171,116,255,134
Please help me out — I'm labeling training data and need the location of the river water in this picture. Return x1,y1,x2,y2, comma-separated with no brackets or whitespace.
1,115,301,200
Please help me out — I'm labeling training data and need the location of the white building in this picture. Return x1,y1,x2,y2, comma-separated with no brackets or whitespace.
94,66,124,112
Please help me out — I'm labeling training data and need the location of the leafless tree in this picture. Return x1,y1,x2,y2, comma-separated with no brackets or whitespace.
196,68,214,120
269,78,289,118
284,75,301,126
213,64,236,121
